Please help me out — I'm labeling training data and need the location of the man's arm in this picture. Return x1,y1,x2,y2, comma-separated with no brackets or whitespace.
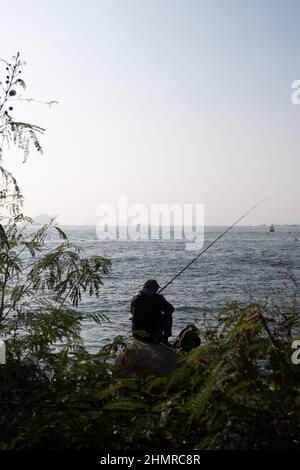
158,295,174,314
131,295,145,331
130,297,135,316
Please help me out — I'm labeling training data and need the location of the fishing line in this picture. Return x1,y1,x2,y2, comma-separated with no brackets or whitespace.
158,197,269,294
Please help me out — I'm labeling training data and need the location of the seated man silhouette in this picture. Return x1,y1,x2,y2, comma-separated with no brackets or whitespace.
131,279,174,346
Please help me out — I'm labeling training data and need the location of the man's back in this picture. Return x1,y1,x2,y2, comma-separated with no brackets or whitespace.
131,291,174,342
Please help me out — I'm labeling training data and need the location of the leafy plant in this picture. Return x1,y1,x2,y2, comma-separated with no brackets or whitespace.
0,215,111,361
1,291,299,450
0,53,57,214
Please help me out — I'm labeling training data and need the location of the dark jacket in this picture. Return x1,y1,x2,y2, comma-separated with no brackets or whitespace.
131,290,174,341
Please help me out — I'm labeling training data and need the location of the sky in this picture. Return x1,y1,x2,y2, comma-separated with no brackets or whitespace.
0,0,300,225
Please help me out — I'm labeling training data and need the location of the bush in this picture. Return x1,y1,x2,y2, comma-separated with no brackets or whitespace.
1,287,299,449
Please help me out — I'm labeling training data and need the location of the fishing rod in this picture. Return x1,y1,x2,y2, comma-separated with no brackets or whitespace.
158,197,269,294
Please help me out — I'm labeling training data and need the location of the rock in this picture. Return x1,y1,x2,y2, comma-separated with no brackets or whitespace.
115,339,179,378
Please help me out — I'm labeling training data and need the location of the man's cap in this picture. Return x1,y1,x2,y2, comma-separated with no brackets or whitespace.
143,279,160,290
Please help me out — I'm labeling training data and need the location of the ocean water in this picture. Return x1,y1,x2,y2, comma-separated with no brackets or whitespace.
56,225,300,352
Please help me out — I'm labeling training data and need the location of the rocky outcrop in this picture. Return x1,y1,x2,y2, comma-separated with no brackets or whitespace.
115,339,179,378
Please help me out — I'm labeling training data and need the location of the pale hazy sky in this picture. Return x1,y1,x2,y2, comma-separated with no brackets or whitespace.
1,0,300,225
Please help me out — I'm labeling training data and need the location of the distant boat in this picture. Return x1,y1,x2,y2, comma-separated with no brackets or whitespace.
269,224,275,232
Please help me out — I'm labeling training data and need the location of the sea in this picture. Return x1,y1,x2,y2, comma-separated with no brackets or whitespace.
52,225,300,353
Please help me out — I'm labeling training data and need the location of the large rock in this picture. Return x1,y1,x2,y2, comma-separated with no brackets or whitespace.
115,339,179,378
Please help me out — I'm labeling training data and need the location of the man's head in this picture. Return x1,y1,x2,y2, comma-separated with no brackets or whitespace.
143,279,160,293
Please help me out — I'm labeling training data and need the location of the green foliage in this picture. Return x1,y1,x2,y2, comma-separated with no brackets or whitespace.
0,215,111,365
0,53,57,214
0,287,299,449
